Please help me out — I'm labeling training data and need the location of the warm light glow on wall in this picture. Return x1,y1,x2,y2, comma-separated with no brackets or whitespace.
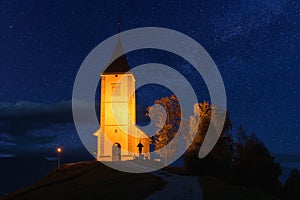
98,73,150,160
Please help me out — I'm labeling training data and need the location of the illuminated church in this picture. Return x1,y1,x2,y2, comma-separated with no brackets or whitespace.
94,25,150,161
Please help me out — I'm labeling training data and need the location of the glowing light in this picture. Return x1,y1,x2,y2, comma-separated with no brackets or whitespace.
57,147,62,153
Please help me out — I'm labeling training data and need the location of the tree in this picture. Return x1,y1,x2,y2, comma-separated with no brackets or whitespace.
148,95,181,165
182,101,234,179
283,168,300,200
233,126,282,196
183,102,211,159
149,96,233,179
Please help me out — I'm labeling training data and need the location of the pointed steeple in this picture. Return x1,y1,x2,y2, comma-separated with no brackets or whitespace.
103,17,130,74
117,16,121,34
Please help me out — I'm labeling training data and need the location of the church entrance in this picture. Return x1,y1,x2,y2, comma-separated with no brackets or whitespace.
112,143,121,161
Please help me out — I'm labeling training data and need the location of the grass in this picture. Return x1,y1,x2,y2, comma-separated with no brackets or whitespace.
2,161,165,200
198,176,280,200
2,161,283,200
163,166,191,176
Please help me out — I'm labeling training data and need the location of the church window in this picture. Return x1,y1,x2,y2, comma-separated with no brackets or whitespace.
111,83,121,96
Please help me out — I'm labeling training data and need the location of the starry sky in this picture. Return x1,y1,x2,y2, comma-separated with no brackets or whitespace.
0,0,299,159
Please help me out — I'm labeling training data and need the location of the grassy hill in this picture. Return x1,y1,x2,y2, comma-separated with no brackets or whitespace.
1,161,282,200
198,176,280,200
1,161,165,200
163,167,281,200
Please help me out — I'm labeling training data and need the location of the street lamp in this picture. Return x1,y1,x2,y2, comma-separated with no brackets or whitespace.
56,147,62,168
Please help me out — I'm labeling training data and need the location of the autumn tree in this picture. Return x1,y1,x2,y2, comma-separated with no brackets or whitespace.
183,102,210,158
149,97,233,173
182,101,233,178
148,95,181,165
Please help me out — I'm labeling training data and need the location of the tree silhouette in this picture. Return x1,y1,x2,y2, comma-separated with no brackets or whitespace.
233,126,282,196
283,168,300,200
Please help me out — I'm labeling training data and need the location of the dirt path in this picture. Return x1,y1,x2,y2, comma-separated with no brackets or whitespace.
146,170,203,200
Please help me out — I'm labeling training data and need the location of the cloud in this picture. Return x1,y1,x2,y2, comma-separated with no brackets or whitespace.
0,100,73,124
0,100,73,136
0,153,16,158
0,100,101,149
0,140,16,146
0,133,14,141
0,100,75,146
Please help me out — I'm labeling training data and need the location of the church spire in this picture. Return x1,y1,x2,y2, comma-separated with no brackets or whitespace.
118,16,121,34
103,17,130,74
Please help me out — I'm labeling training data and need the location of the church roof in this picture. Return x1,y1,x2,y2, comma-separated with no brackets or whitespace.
103,33,130,74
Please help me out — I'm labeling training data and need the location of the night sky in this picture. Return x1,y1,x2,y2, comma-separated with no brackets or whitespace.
0,0,299,161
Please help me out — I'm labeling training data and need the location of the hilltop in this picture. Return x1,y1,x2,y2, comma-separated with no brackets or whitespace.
1,160,282,200
1,161,165,200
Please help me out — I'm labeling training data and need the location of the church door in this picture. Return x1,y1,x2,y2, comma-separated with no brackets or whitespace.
112,143,121,161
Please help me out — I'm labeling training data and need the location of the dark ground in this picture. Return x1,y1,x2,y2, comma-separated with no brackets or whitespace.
1,159,286,200
1,160,165,200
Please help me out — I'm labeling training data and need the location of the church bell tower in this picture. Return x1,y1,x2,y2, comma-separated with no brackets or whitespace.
94,20,150,161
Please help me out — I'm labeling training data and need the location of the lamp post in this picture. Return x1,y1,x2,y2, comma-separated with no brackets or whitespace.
56,147,62,168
